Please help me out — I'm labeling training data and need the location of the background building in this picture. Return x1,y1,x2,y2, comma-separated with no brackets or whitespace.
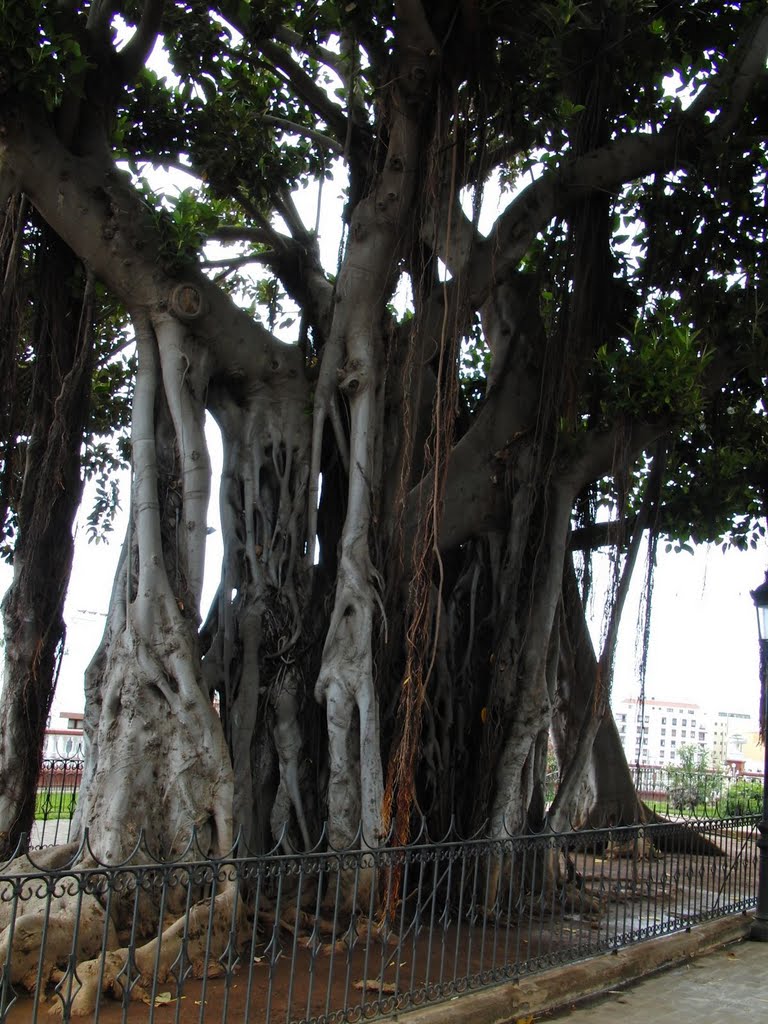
615,696,763,771
42,711,84,759
710,710,752,766
616,698,707,766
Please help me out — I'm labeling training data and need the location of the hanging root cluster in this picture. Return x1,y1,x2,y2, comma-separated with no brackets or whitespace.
382,84,468,911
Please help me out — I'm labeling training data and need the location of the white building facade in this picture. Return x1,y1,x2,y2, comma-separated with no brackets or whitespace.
615,698,708,766
709,710,753,765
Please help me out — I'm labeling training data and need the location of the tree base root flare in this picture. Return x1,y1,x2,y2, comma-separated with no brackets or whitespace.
27,886,243,1017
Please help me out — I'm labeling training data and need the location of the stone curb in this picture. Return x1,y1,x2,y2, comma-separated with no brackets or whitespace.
395,914,753,1024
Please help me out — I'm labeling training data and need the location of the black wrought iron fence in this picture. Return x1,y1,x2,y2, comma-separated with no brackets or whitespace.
34,759,765,852
0,814,759,1024
631,765,764,816
541,765,765,818
33,758,84,848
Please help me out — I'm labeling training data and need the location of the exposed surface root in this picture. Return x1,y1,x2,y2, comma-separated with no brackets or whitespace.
0,897,116,993
258,906,397,956
605,832,660,861
0,846,116,991
48,885,242,1017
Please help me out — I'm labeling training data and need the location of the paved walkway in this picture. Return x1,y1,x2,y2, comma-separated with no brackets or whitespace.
546,939,768,1023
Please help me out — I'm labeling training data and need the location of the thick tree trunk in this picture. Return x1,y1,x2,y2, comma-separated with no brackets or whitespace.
550,558,645,828
73,313,233,867
312,9,439,853
0,230,93,857
203,367,313,852
488,479,575,837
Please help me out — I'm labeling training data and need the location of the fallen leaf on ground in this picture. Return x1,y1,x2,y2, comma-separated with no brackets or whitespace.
145,992,182,1008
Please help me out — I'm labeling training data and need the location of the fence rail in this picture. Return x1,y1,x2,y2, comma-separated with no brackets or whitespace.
1,813,759,1024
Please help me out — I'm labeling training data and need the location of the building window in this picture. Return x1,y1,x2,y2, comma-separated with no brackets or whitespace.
691,720,696,728
661,729,666,736
660,739,665,747
661,717,667,724
671,729,676,737
672,718,677,725
681,730,686,738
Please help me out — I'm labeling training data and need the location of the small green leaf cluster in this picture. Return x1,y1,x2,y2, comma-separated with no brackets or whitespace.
0,0,92,110
660,385,768,551
85,476,121,544
596,307,710,425
134,183,224,273
459,316,491,415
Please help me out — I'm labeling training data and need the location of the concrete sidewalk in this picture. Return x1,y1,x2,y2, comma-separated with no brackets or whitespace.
546,938,768,1023
403,915,763,1024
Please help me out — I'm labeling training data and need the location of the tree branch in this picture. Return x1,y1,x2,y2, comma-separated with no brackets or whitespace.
272,26,346,75
565,421,664,495
468,132,679,304
686,12,768,142
208,226,272,245
569,519,635,552
467,11,768,307
259,41,350,144
274,189,311,241
200,252,274,270
117,0,166,83
85,0,120,41
0,102,300,387
212,212,334,341
464,139,525,186
599,443,666,678
260,114,344,155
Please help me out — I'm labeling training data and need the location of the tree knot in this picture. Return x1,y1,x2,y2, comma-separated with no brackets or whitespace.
337,360,369,395
169,283,207,321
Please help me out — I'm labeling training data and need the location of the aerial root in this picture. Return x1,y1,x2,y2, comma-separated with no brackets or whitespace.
45,885,242,1017
257,906,397,956
605,832,660,860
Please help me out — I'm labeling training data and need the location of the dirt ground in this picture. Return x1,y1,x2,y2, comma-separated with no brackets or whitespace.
7,914,590,1024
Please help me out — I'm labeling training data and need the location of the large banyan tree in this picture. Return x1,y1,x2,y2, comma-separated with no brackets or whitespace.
1,0,767,959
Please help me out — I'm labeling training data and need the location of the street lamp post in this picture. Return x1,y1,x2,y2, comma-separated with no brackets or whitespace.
749,572,768,941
